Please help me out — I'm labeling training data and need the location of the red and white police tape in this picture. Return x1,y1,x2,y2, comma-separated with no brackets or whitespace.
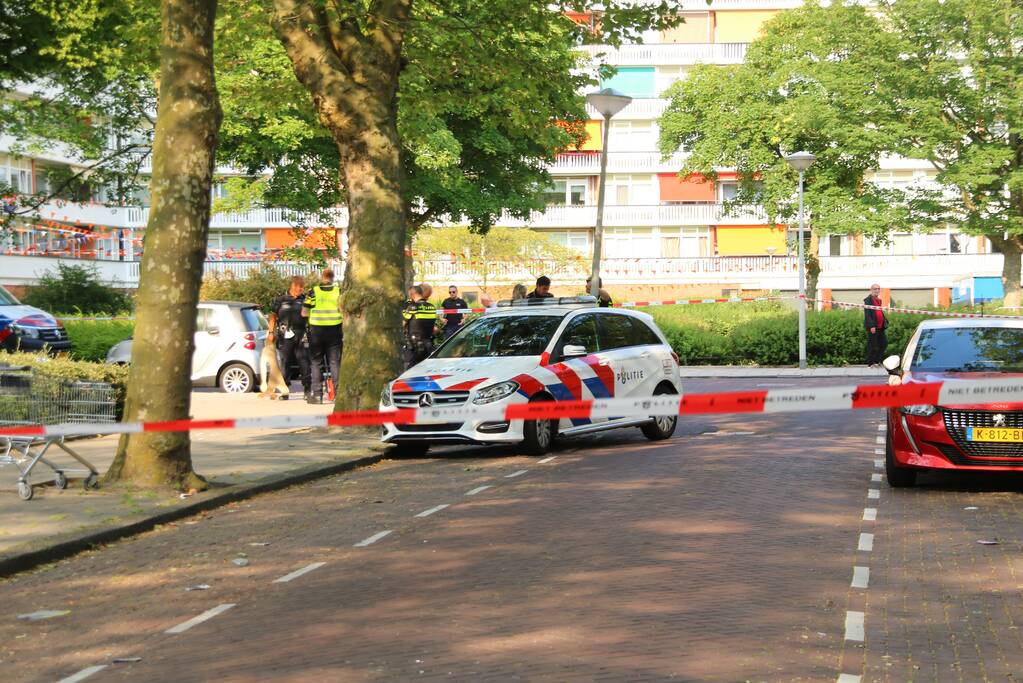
5,377,1023,439
806,296,1019,319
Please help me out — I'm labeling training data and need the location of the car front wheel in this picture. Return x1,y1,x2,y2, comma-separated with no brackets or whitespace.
219,363,255,393
522,395,556,456
885,427,917,488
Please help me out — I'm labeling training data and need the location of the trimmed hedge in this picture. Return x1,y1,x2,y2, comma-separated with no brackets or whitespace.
21,263,134,315
1,351,129,417
62,319,135,363
200,266,319,312
645,302,941,366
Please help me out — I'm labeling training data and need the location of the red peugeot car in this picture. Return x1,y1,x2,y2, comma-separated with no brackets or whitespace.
883,318,1023,487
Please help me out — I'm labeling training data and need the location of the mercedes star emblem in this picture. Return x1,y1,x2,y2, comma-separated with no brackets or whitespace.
418,393,434,407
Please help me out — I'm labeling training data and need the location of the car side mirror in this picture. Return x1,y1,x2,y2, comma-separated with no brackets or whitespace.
562,344,587,358
882,354,901,375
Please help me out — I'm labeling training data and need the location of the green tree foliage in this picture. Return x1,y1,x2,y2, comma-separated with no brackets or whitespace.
200,266,318,312
658,0,1023,303
414,226,581,291
22,262,134,314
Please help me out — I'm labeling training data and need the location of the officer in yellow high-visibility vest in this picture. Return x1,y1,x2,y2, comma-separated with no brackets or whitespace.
302,269,343,404
402,284,438,370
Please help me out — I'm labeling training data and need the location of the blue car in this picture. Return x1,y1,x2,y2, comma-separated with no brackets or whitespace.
0,286,71,353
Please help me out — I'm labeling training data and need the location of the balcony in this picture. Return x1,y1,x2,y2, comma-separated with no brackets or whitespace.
499,203,770,228
550,151,686,174
27,202,348,230
585,98,670,120
580,42,749,67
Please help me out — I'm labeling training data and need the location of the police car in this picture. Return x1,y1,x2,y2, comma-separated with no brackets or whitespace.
379,296,682,456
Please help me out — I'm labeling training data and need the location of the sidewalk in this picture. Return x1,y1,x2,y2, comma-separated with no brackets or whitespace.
0,390,384,575
678,365,888,378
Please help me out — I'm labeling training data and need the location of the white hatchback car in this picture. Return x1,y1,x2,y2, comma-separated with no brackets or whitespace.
380,297,682,456
106,301,268,393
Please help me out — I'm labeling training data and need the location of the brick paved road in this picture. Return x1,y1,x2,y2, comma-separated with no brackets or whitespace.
1,378,1021,682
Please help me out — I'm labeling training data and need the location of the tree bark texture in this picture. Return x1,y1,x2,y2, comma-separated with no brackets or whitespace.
106,0,221,489
272,0,410,411
990,234,1023,309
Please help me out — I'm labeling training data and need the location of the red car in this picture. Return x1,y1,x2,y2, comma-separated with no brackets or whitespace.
883,318,1023,487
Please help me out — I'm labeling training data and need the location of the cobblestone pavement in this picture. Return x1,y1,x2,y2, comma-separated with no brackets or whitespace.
0,378,1021,682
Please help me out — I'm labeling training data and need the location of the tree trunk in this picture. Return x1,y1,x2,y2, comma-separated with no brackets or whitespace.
991,234,1023,308
271,0,411,411
106,0,221,490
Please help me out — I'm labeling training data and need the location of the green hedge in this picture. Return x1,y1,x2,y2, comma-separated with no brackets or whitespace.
62,319,135,363
21,263,134,315
645,302,940,366
200,266,319,312
1,351,129,418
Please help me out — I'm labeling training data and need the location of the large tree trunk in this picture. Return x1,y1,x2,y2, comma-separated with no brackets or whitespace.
989,234,1022,308
106,0,221,489
272,0,410,411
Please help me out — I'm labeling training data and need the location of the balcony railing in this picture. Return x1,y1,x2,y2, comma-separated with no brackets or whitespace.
580,42,749,67
550,151,686,173
499,203,769,228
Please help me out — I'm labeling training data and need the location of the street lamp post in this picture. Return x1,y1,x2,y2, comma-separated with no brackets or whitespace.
784,151,816,369
585,88,632,298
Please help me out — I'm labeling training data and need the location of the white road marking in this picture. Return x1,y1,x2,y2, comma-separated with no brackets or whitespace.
505,469,528,478
877,424,886,431
165,603,235,634
837,675,862,683
868,489,880,499
874,459,883,468
858,533,874,552
537,456,557,464
844,610,865,641
273,562,326,584
57,666,108,683
871,473,882,482
875,436,886,444
415,504,450,518
874,448,884,455
354,530,392,547
851,566,870,589
863,508,877,521
465,485,491,496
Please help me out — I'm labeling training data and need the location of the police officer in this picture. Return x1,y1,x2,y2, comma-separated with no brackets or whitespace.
402,284,438,369
302,269,343,404
269,276,311,400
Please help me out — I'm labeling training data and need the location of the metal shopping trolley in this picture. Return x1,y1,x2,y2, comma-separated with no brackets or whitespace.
0,366,114,500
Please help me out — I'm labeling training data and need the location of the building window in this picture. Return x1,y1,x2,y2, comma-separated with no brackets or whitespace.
548,230,589,253
609,120,655,152
719,182,738,202
543,178,588,205
606,174,655,205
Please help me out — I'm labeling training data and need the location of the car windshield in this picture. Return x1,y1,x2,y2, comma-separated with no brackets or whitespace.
435,315,563,358
241,307,268,331
0,287,19,305
911,327,1023,373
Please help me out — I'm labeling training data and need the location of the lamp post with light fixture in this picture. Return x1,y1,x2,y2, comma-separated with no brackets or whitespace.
585,88,632,298
784,151,816,369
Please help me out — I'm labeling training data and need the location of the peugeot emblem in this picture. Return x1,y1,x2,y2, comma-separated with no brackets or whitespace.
993,413,1007,427
418,393,434,407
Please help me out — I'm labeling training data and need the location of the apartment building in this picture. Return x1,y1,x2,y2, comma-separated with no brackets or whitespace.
0,0,1001,305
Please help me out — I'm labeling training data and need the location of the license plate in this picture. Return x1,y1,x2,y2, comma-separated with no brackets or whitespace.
967,427,1023,442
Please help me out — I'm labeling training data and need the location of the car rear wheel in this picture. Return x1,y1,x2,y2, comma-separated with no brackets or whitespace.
885,427,917,488
641,384,678,441
219,363,255,393
522,395,556,456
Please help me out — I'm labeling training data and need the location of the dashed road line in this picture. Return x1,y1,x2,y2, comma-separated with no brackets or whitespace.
873,459,883,468
165,603,235,634
867,489,880,499
353,530,392,547
871,473,882,482
273,562,326,584
465,485,491,496
505,469,528,478
57,666,108,683
877,423,886,431
844,610,865,641
415,504,450,518
851,566,870,589
863,508,877,521
537,456,557,464
837,674,862,683
874,448,884,455
858,532,874,552
875,435,886,444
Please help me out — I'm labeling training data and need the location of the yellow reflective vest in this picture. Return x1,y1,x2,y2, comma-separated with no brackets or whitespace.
307,285,342,327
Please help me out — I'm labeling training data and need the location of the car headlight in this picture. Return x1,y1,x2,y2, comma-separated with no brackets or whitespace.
899,404,937,417
473,380,519,405
380,383,392,407
11,324,39,339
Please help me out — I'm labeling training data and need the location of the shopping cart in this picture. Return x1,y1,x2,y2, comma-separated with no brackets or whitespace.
0,366,114,501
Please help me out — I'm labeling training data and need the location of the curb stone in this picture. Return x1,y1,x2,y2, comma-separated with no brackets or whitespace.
0,448,386,579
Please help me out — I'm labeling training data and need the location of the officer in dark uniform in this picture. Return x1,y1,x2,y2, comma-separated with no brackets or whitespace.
402,285,438,369
269,276,311,399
